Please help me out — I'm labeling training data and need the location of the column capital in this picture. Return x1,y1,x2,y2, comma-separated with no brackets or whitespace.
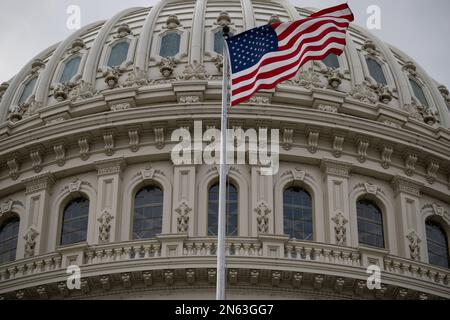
391,175,423,197
95,157,126,177
22,172,56,194
320,159,352,178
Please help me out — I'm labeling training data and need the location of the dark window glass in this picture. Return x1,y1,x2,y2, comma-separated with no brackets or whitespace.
60,56,81,83
0,217,20,264
208,183,238,236
107,42,129,67
18,77,37,105
133,186,163,239
366,57,387,85
60,198,89,246
357,200,385,248
322,53,340,69
283,187,313,240
409,78,428,106
426,221,449,268
214,31,234,54
160,33,181,58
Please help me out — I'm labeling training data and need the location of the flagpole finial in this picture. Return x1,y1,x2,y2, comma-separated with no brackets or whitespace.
223,25,230,39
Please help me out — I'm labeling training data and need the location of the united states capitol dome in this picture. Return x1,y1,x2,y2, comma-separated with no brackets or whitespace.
0,0,449,300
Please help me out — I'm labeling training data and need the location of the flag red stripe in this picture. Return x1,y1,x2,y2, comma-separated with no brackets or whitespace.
232,26,347,86
231,47,344,106
310,3,352,18
231,36,346,96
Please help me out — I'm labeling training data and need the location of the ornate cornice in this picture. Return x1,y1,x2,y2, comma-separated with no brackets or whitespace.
21,172,56,194
391,176,423,197
320,159,352,178
95,157,126,177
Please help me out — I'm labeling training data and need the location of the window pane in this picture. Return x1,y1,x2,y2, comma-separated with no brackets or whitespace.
60,198,89,246
0,217,20,264
107,42,129,67
60,56,81,83
133,186,163,239
208,183,238,236
214,31,234,55
283,187,313,240
366,57,387,85
322,53,340,69
357,200,385,248
409,78,428,106
160,33,181,58
426,221,449,268
18,77,37,105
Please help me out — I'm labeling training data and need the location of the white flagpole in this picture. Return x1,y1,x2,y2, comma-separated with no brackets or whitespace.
216,25,230,301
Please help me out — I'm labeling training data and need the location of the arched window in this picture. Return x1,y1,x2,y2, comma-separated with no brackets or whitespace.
60,56,81,83
366,57,387,85
357,199,385,248
322,53,340,69
60,198,89,246
18,77,37,105
214,30,234,55
0,217,20,264
133,186,163,239
409,78,428,106
283,187,313,240
208,183,238,236
426,220,449,268
107,42,129,67
160,33,181,58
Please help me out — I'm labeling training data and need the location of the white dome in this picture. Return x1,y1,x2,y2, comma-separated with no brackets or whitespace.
0,0,449,300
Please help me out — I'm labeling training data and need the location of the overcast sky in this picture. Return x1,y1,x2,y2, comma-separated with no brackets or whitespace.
0,0,449,87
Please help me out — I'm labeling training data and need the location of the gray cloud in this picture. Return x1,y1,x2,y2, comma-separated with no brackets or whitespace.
0,0,448,87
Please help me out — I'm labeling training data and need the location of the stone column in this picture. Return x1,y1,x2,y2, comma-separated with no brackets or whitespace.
94,157,126,244
251,166,274,237
320,159,352,246
391,176,424,261
172,165,196,236
21,172,56,256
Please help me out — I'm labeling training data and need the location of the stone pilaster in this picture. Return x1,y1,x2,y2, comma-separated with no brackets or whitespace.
391,176,424,261
172,165,196,236
94,157,126,244
21,172,56,256
251,166,274,237
320,159,352,245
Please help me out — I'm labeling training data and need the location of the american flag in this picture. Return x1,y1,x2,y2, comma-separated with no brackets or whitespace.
226,3,354,106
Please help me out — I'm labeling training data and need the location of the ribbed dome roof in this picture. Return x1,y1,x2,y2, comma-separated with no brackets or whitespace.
0,0,449,129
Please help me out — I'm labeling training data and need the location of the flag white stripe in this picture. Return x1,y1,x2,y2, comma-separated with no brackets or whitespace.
231,41,346,102
231,30,346,91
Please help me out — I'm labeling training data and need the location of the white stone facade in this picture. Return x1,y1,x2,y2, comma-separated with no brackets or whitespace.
0,0,449,300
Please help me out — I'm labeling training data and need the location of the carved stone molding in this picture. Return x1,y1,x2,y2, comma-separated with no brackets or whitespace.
406,230,421,261
404,153,418,177
53,144,66,167
23,227,39,257
103,131,115,156
282,128,294,151
422,203,450,223
110,102,130,112
426,160,439,184
356,138,370,163
22,172,56,194
6,158,20,180
98,208,114,243
320,159,352,178
95,157,126,177
391,176,423,197
138,166,156,181
331,211,348,246
306,128,320,154
0,199,14,215
128,128,140,152
154,127,165,150
255,202,270,234
175,202,191,233
380,145,394,169
78,137,90,161
332,135,345,158
30,150,43,173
